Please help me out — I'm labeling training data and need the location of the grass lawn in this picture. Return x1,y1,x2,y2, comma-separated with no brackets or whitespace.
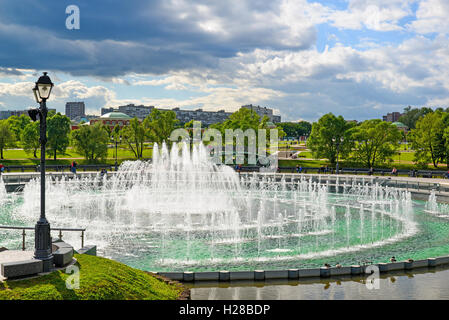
0,146,153,167
0,254,184,300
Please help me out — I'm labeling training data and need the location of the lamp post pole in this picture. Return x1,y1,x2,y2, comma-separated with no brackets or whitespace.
30,72,54,272
113,136,121,171
334,137,344,175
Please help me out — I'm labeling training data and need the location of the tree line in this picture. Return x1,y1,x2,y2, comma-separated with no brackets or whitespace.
0,107,287,163
308,107,449,169
0,109,178,162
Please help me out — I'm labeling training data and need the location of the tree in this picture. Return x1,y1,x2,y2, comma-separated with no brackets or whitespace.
46,113,71,160
277,121,311,138
0,120,14,159
21,121,40,158
409,111,445,168
121,118,146,159
221,107,261,132
398,106,433,130
71,123,109,162
307,113,354,165
7,114,30,146
349,119,402,168
144,109,178,146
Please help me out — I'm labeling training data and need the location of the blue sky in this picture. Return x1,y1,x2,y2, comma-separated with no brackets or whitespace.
0,0,448,122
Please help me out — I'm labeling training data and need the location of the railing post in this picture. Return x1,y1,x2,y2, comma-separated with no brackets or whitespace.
58,229,63,241
81,230,84,248
22,229,26,251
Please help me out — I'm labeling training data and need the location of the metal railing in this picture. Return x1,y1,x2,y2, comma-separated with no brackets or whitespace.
0,164,117,173
0,226,86,251
235,165,449,179
238,172,449,195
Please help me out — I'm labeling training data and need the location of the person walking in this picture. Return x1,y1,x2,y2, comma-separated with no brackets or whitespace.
0,163,4,175
71,161,78,174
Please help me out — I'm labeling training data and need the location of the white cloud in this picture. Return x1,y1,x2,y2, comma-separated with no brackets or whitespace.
409,0,449,34
328,0,415,31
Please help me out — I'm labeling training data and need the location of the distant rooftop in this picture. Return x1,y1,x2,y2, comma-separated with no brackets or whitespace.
100,112,131,119
392,121,407,127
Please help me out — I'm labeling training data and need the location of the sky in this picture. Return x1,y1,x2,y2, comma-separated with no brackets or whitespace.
0,0,448,122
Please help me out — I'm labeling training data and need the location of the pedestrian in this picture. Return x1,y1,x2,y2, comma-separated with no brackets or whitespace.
446,170,449,179
0,163,4,175
391,167,397,176
296,164,300,173
71,161,77,174
100,168,107,178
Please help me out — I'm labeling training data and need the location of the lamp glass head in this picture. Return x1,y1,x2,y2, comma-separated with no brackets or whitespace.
32,86,41,103
35,72,53,100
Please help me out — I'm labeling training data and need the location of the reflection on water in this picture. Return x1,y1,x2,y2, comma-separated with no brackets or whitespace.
187,266,449,300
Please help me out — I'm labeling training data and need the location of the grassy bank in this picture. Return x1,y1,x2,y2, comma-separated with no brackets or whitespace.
0,254,184,300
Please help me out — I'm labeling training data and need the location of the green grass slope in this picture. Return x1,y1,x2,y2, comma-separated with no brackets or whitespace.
0,254,183,300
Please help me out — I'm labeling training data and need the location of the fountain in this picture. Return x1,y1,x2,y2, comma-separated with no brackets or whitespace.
0,177,6,201
425,190,449,218
0,142,448,272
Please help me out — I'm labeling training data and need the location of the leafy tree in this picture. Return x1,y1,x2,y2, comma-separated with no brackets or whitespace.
349,119,402,168
398,106,433,130
307,113,354,165
21,121,40,158
121,118,146,159
7,114,31,146
184,119,196,129
277,121,311,138
111,124,121,159
144,109,178,146
46,113,71,160
71,122,109,162
0,120,14,159
221,107,261,132
103,124,112,138
47,109,56,118
409,111,445,168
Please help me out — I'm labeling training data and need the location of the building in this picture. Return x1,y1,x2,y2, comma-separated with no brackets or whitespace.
241,104,281,123
65,102,85,120
118,104,154,119
101,107,115,116
383,112,403,122
0,109,28,119
169,108,233,126
98,104,280,127
392,121,408,133
0,110,11,120
90,112,132,129
101,104,154,119
0,108,56,119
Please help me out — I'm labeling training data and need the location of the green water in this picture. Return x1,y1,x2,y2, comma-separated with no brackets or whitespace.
1,193,448,272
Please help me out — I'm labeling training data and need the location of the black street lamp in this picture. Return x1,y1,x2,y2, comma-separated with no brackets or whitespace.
333,137,344,175
111,135,122,171
29,72,54,272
